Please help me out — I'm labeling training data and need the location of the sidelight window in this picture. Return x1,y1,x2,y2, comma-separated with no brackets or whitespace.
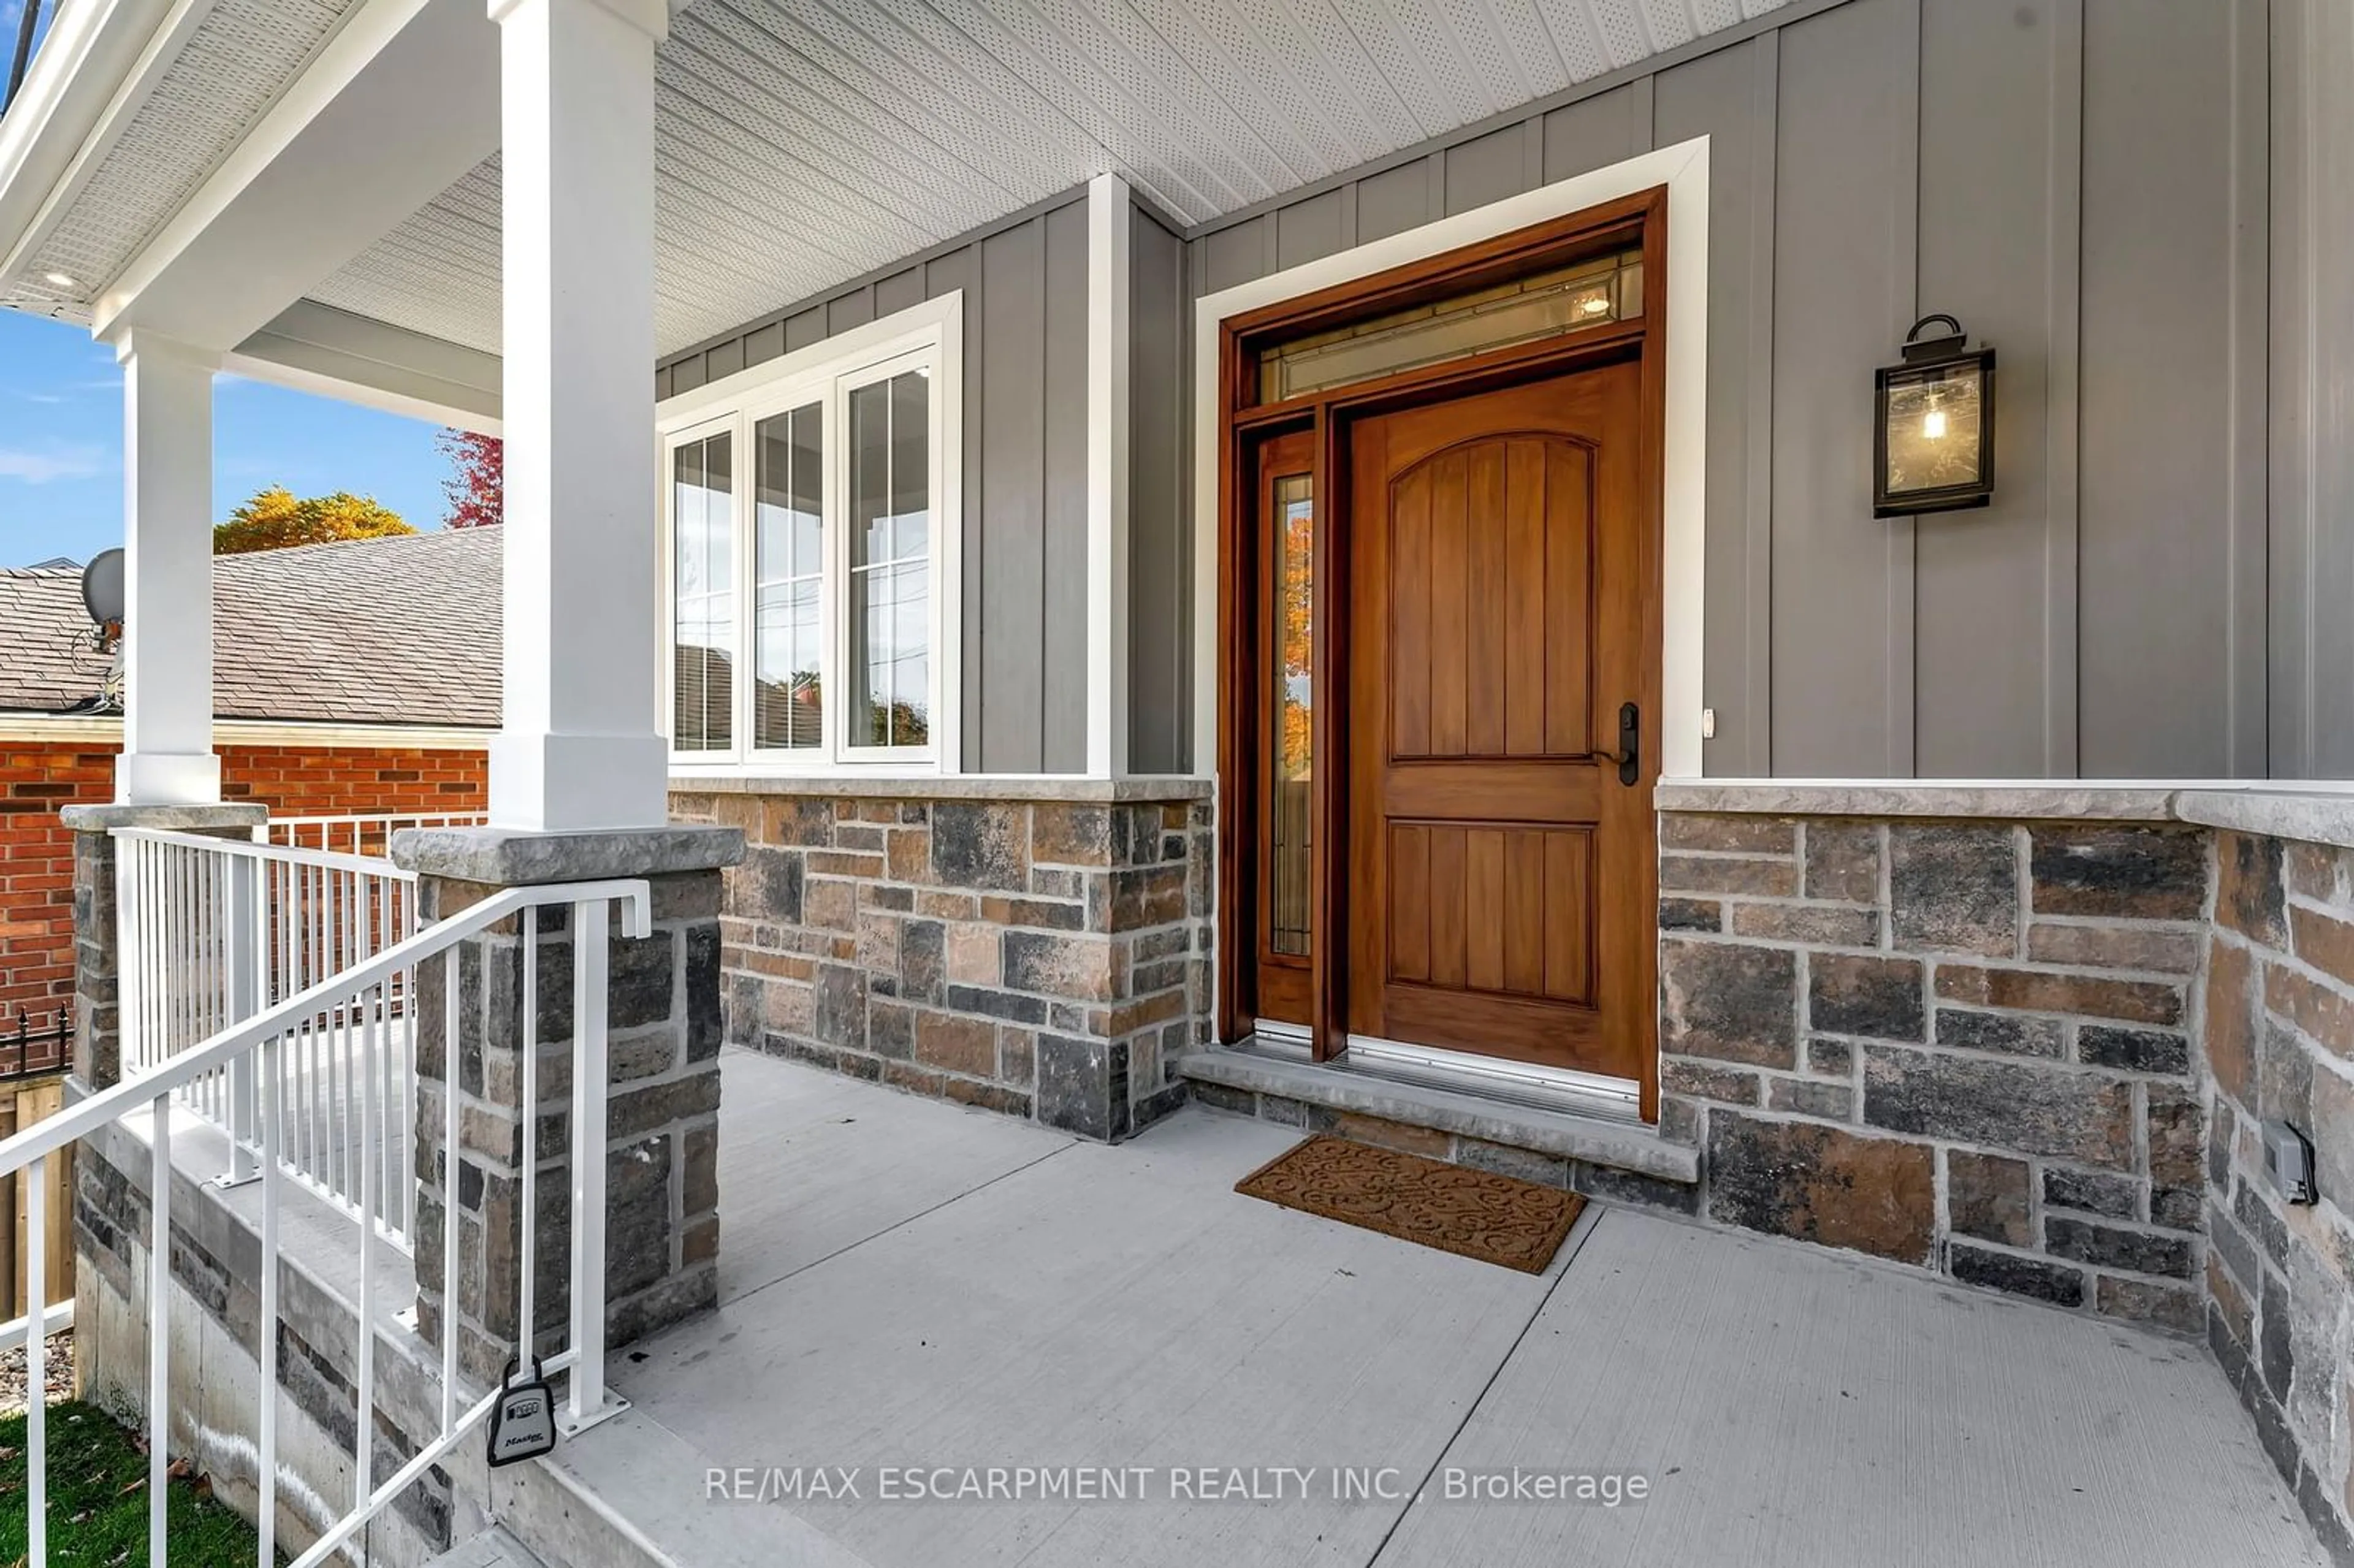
1268,473,1314,957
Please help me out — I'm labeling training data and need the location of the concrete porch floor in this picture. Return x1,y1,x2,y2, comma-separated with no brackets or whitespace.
545,1048,2326,1568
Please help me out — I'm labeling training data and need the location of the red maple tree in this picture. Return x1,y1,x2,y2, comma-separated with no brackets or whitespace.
438,429,504,529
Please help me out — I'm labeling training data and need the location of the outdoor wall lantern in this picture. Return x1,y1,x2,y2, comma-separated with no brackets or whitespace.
1873,313,1995,518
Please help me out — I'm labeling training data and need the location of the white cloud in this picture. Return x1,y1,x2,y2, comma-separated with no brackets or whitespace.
0,445,105,483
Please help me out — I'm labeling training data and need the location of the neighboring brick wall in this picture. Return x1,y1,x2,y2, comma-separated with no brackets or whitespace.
0,744,111,1022
671,786,1214,1141
218,742,487,816
1656,813,2209,1333
0,734,489,1018
2201,830,2354,1562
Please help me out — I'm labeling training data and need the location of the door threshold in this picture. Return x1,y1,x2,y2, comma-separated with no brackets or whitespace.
1180,1046,1697,1185
1233,1029,1643,1124
1345,1036,1644,1124
1246,1019,1314,1062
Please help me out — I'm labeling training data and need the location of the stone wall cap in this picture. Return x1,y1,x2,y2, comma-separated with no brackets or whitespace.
390,823,746,883
61,801,269,833
1654,778,2187,822
2175,788,2354,854
669,774,1214,804
1658,777,2354,848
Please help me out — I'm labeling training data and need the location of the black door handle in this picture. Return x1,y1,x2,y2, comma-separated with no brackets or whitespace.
1612,702,1640,786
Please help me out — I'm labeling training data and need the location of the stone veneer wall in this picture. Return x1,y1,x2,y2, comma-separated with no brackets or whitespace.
2200,829,2354,1562
1660,804,2354,1562
1656,812,2211,1331
409,868,725,1383
76,1121,463,1563
670,785,1214,1141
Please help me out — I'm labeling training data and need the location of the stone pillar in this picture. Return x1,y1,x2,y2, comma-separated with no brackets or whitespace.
61,802,268,1092
487,0,671,833
115,333,223,807
393,826,741,1390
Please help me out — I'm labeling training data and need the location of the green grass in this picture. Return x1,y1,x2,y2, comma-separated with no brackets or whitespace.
0,1401,270,1567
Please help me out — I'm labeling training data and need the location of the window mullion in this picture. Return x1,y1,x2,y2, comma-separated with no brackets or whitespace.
826,380,847,767
929,346,948,773
735,412,753,764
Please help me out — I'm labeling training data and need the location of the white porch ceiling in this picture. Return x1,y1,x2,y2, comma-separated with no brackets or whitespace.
312,0,1791,360
6,0,362,315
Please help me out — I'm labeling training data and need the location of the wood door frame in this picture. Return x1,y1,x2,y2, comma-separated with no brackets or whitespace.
1214,187,1670,1121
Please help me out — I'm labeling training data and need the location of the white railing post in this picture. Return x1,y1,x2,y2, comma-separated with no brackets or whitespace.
441,943,459,1439
148,1095,171,1568
221,853,261,1185
566,896,611,1429
26,1151,46,1568
354,976,378,1517
115,837,138,1079
257,1033,280,1568
520,907,538,1360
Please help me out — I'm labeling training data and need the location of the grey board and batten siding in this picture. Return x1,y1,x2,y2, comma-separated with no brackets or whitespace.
1176,0,2282,782
1129,203,1192,777
652,186,1194,777
654,191,1096,776
655,0,2339,783
2269,0,2354,778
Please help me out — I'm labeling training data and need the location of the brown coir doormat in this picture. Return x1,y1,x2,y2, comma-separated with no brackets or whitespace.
1235,1135,1585,1274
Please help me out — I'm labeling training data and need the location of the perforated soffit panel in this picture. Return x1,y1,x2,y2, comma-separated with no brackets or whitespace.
1,0,362,320
13,0,1788,354
315,0,1787,360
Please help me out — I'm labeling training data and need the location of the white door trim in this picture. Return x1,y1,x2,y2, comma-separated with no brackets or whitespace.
1188,135,1711,782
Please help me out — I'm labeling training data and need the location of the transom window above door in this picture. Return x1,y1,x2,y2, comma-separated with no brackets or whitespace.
659,297,962,774
1254,244,1643,405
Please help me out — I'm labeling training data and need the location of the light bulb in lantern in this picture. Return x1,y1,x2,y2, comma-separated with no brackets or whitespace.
1921,408,1948,441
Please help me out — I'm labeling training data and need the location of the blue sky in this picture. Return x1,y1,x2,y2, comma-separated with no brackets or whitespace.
1,0,48,78
0,311,452,568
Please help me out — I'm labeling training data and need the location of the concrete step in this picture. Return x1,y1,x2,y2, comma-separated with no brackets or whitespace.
1175,1045,1701,1197
424,1526,548,1568
481,1422,703,1568
478,1405,882,1568
524,1409,881,1568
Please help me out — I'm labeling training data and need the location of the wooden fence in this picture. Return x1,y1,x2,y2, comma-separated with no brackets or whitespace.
0,1075,73,1323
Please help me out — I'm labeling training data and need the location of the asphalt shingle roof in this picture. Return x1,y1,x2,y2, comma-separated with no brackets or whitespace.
0,529,501,728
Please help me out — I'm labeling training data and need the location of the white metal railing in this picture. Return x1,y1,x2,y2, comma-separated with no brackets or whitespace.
0,874,650,1568
259,810,488,858
116,828,425,1248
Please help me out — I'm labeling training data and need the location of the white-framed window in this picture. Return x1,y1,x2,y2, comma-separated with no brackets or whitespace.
657,295,962,774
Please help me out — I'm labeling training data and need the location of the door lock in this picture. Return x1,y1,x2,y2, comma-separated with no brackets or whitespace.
1611,702,1640,786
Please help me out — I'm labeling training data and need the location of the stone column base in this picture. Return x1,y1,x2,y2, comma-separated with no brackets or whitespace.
390,824,742,1387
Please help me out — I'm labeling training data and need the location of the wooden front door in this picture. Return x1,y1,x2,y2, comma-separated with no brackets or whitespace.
1343,359,1655,1086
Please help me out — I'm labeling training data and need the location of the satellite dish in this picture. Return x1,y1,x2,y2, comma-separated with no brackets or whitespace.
82,547,124,628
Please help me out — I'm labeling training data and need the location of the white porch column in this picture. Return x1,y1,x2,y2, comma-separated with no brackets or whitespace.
486,0,669,832
115,333,221,805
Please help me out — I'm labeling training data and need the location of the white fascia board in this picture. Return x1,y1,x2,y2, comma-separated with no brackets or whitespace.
94,0,498,352
229,300,502,432
0,0,216,284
